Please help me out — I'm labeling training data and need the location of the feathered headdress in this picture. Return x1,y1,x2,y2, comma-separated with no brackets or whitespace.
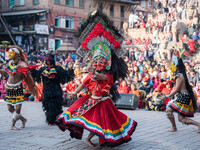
76,10,126,64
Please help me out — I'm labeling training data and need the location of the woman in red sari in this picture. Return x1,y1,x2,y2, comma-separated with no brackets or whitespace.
117,80,130,93
56,22,137,147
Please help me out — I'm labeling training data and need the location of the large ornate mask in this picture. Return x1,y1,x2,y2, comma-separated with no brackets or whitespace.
6,48,19,60
92,56,109,71
90,42,111,71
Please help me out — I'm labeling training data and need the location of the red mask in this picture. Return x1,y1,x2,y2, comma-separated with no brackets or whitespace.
91,57,109,71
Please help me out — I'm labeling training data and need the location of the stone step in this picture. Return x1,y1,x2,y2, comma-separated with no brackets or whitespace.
167,42,183,49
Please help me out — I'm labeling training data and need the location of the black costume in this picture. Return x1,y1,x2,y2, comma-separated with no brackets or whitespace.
32,54,73,124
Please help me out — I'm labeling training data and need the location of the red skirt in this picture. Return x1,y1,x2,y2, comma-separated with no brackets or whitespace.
55,95,137,147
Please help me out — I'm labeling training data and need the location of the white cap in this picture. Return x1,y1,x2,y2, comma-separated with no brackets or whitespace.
10,48,20,54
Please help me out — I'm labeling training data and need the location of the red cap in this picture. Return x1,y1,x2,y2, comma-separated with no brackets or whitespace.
143,77,148,82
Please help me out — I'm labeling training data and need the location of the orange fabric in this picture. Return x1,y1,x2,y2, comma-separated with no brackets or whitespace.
129,89,140,98
36,83,43,102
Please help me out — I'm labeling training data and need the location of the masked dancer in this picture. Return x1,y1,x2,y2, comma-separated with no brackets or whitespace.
55,12,137,147
161,58,200,132
31,54,73,125
0,46,37,130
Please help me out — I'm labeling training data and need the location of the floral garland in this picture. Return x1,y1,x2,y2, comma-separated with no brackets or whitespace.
81,23,120,50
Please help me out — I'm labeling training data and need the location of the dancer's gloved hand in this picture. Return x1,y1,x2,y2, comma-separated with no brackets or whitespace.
88,66,95,74
69,91,77,99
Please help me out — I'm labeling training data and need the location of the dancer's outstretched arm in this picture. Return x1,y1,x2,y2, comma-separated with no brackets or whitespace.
70,83,86,99
75,83,86,94
0,69,8,75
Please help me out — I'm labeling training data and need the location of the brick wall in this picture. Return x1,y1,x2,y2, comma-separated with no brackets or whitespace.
0,0,49,12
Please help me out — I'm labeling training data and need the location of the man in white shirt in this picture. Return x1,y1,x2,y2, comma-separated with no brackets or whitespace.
129,12,134,28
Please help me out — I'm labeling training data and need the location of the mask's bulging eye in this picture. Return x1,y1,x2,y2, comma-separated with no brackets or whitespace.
95,61,97,64
100,61,103,64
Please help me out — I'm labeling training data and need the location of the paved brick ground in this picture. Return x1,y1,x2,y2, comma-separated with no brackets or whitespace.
0,100,200,150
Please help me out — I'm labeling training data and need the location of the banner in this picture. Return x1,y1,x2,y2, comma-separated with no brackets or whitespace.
49,39,55,51
35,24,49,35
61,18,66,28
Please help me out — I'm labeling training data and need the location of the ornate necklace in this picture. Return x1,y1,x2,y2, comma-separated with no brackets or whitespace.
11,58,20,66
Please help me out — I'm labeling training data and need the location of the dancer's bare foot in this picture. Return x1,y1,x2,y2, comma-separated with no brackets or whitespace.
197,124,200,133
86,139,96,147
21,118,27,128
10,126,20,130
168,127,177,132
48,124,54,126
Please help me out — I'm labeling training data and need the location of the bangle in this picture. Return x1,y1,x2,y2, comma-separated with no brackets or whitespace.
94,72,99,76
72,91,77,95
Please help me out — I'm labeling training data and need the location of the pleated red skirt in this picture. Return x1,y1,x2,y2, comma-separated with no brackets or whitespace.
55,95,137,147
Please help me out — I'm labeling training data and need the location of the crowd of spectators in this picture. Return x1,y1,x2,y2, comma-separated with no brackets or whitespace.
0,48,200,112
125,0,200,59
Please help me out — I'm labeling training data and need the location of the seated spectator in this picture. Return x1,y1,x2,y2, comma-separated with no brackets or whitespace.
129,83,140,98
149,90,165,111
133,76,142,89
74,63,82,78
129,83,142,108
127,80,132,89
139,77,154,109
144,73,153,86
142,67,149,77
152,73,160,89
159,65,167,82
194,81,200,112
0,75,7,99
139,21,146,29
156,80,173,106
117,80,130,93
188,68,199,86
65,55,73,64
149,67,156,78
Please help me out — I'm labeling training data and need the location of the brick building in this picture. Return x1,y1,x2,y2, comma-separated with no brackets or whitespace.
0,0,147,52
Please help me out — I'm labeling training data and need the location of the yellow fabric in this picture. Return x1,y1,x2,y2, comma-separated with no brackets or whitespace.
5,95,24,104
174,100,194,112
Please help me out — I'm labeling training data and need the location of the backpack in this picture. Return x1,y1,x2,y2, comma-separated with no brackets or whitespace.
157,2,162,9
